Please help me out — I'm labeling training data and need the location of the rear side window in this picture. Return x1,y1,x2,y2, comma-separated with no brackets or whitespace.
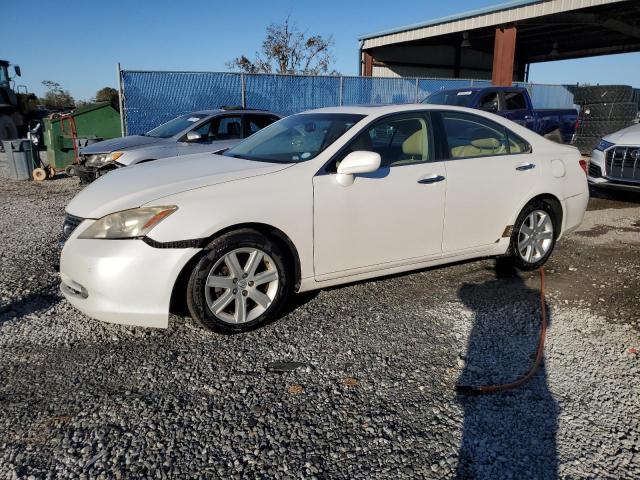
507,131,532,154
504,91,527,110
440,112,509,159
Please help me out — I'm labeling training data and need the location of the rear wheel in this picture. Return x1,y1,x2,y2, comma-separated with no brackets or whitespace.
186,229,291,333
508,201,557,271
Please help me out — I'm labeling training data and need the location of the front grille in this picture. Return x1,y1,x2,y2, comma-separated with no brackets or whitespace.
604,146,640,183
588,162,602,178
62,214,84,241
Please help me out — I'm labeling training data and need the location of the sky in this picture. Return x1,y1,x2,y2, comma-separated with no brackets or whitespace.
2,0,639,101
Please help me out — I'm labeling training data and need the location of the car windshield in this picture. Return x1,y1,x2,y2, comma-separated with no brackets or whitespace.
224,113,365,163
423,90,475,107
145,113,208,138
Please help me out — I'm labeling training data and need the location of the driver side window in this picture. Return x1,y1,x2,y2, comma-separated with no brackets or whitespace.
333,114,432,170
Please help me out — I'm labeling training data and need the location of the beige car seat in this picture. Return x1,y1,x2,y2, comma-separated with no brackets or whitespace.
451,127,507,158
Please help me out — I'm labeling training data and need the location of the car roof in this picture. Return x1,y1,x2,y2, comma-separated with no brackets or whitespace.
299,103,485,116
189,109,280,116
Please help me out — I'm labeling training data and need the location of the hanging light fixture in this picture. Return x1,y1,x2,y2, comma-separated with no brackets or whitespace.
461,32,471,48
550,41,559,57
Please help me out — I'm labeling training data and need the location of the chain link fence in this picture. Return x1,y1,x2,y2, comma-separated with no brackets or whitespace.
120,70,576,135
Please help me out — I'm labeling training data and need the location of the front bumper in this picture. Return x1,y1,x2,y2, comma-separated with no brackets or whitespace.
77,161,120,184
60,234,200,328
588,148,640,192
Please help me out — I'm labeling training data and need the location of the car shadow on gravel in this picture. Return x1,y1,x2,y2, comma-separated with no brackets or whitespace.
455,263,559,480
0,282,60,325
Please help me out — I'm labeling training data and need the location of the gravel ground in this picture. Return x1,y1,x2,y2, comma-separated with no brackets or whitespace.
0,177,639,479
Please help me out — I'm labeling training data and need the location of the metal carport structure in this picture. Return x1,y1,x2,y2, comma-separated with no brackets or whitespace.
359,0,640,85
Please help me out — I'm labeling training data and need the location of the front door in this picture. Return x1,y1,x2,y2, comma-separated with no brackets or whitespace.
313,112,446,279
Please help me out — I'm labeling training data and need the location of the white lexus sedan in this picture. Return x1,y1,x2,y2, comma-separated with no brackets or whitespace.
60,105,588,333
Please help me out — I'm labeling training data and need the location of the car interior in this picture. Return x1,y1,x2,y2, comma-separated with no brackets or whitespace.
443,115,509,158
335,117,430,169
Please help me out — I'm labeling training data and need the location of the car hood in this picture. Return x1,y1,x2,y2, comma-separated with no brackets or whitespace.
604,123,640,145
80,135,163,154
66,154,292,218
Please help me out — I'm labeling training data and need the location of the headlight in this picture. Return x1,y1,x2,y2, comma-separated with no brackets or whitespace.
84,151,124,168
595,139,614,152
78,206,177,239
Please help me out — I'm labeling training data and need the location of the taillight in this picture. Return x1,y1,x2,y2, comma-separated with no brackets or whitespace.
579,159,588,175
575,118,581,131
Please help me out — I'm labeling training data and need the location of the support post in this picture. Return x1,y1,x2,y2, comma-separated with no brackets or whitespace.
339,76,344,106
491,25,517,86
362,51,373,76
241,74,247,109
116,62,125,137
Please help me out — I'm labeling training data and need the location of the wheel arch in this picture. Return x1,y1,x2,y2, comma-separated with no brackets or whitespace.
518,193,564,238
169,222,302,316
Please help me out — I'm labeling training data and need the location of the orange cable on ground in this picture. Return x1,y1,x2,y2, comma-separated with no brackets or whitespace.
455,267,547,395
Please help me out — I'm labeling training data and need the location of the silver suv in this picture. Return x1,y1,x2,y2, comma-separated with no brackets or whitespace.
76,108,281,183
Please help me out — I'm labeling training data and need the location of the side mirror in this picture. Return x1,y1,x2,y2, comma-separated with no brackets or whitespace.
186,131,202,142
14,65,21,77
336,150,381,186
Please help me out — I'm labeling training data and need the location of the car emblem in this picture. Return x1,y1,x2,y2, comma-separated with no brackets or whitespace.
631,149,640,160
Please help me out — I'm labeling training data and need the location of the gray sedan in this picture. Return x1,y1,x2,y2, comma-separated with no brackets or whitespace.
76,108,281,183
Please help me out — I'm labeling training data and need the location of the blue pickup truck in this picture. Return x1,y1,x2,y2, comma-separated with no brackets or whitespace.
422,87,578,144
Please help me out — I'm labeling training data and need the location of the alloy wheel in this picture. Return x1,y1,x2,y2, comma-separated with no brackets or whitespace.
204,248,279,324
517,209,554,263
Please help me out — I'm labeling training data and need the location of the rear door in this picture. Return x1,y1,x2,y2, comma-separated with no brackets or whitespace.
435,110,540,253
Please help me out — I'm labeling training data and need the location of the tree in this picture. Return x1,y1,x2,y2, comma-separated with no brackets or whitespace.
95,87,119,104
227,17,336,75
40,80,75,109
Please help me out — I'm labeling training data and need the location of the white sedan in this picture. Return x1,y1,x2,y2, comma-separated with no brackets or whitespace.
60,105,589,333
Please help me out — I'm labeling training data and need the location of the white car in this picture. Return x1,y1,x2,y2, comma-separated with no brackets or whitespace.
60,105,588,333
588,123,640,192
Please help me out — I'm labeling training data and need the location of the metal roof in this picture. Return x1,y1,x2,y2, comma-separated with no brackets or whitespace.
359,0,628,49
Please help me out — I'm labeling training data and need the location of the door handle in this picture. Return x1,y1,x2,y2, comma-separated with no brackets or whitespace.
516,163,536,171
418,175,445,184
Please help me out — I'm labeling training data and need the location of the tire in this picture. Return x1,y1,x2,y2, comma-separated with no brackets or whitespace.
581,102,637,121
573,85,633,104
577,120,633,137
507,200,557,271
543,129,563,143
186,229,292,333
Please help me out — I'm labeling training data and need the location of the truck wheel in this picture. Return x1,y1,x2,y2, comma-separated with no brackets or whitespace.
543,129,563,143
581,102,637,121
0,115,18,147
577,120,633,137
573,85,633,104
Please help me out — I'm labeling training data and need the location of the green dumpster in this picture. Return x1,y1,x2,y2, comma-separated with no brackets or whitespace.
44,102,122,173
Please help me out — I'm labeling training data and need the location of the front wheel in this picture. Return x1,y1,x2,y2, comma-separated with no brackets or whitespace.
186,229,291,333
507,201,557,271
